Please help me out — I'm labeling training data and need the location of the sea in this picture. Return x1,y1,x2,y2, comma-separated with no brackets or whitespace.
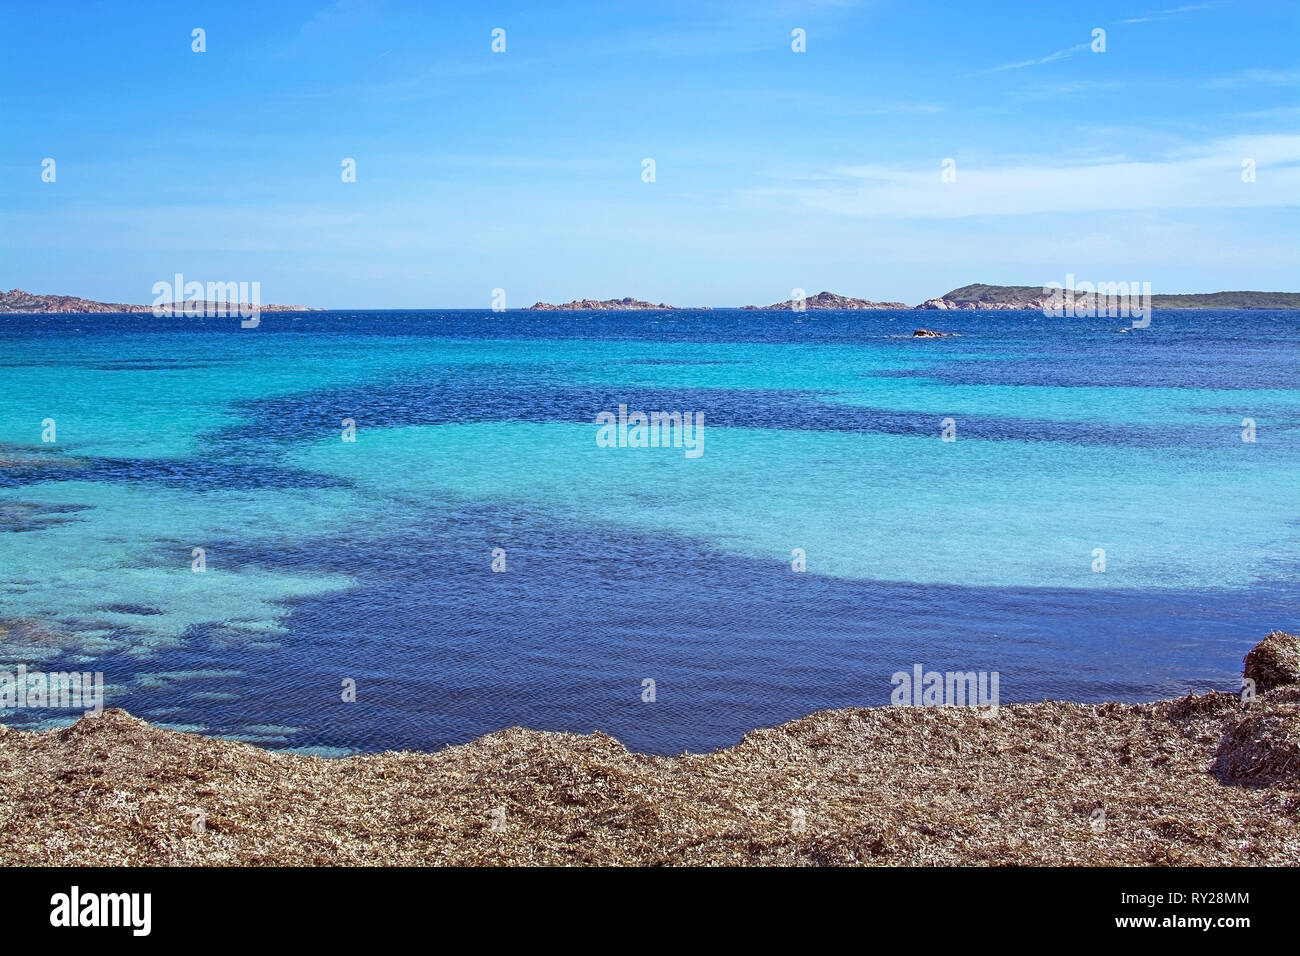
1,308,1296,755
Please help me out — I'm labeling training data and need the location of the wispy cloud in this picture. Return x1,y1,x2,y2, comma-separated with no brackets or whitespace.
1205,68,1300,88
1120,3,1213,24
983,3,1213,73
741,135,1300,219
983,41,1091,73
1236,105,1300,121
278,0,384,58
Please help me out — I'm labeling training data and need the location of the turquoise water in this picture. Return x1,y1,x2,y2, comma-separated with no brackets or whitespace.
1,310,1297,753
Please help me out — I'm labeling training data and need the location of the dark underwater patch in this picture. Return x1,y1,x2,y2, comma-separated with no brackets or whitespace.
54,503,1289,756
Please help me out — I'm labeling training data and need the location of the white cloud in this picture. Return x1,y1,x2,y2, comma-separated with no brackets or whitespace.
1121,3,1213,24
983,41,1091,73
1237,105,1300,121
1204,69,1300,88
741,135,1300,219
985,3,1214,72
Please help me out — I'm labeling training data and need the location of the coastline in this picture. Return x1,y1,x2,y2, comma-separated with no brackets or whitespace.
3,634,1296,866
7,285,1300,314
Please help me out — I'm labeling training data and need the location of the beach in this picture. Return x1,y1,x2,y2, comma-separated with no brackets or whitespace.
2,633,1295,866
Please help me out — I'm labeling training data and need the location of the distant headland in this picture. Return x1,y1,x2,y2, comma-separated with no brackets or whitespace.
0,288,318,314
915,284,1300,312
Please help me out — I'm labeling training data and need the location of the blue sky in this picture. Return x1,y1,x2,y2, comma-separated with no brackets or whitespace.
2,0,1297,307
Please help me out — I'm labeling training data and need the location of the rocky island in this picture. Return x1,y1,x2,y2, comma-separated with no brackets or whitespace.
0,288,317,314
526,297,683,311
742,290,909,310
917,284,1300,311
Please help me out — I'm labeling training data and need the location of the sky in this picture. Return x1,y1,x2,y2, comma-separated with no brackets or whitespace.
1,0,1298,308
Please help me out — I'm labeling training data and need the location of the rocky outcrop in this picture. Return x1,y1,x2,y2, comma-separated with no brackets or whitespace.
918,284,1144,312
527,297,682,311
743,291,909,310
0,289,150,313
917,296,1042,311
912,329,951,337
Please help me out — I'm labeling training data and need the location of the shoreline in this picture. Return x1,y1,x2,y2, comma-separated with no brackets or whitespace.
2,633,1296,866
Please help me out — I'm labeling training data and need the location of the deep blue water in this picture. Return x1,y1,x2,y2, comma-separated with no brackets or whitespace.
1,309,1297,755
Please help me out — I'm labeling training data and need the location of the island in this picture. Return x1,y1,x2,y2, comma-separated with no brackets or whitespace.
0,288,317,314
742,290,909,310
526,297,683,311
917,283,1300,311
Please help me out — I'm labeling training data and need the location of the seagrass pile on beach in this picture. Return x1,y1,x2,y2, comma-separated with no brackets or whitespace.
1,634,1296,867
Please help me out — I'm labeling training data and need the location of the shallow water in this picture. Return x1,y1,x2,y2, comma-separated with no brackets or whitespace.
1,309,1296,754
